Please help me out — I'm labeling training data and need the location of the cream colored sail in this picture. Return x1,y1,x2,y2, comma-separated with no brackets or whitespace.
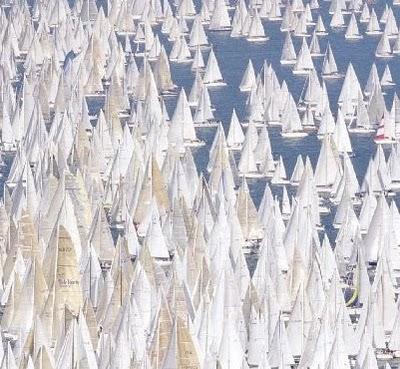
55,225,83,315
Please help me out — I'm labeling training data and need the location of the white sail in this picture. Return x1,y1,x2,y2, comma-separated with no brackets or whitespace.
239,59,256,92
227,109,245,149
209,0,232,30
330,6,345,28
280,32,297,65
375,31,393,58
203,48,225,85
345,13,362,39
189,15,209,48
315,15,327,34
281,94,307,137
381,64,394,87
293,38,314,75
247,9,267,41
366,9,382,35
314,135,340,191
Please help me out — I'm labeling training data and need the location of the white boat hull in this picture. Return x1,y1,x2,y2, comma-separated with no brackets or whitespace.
345,35,363,40
293,69,313,75
271,179,289,185
193,121,220,128
239,87,252,92
227,144,243,151
280,59,296,65
374,138,396,144
203,81,227,87
375,52,393,58
322,73,343,79
294,32,311,37
246,36,269,42
238,171,265,178
170,58,193,63
208,27,232,31
241,121,265,128
281,131,308,138
267,121,283,127
184,140,206,147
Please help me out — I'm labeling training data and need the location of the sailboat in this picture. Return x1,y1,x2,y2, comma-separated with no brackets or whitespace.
246,9,268,42
393,31,400,54
280,32,297,65
314,135,341,192
227,109,245,150
294,12,309,38
169,36,193,63
293,38,314,75
315,15,328,35
345,13,362,40
374,113,396,144
209,0,232,31
330,6,345,28
309,31,323,57
239,60,257,92
322,44,342,79
238,134,262,178
193,86,218,127
384,10,398,39
381,65,395,88
191,46,205,70
349,92,374,134
203,49,226,86
281,94,308,138
375,31,393,58
268,0,282,20
360,3,370,23
365,9,382,35
189,15,210,48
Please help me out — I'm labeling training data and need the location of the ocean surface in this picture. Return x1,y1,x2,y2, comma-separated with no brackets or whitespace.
2,0,396,271
161,0,400,270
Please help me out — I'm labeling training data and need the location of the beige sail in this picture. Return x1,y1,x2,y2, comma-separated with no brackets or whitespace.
82,299,99,349
152,157,169,214
167,272,194,325
34,346,55,369
150,295,173,369
8,259,48,338
16,211,40,259
133,160,153,226
55,225,83,315
161,317,200,369
88,205,115,263
98,265,130,330
2,273,21,331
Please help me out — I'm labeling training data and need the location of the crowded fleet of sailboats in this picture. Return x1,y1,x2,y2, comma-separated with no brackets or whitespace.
0,0,400,368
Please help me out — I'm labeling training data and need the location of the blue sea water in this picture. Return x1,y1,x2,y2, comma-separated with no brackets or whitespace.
2,0,394,267
157,0,400,249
